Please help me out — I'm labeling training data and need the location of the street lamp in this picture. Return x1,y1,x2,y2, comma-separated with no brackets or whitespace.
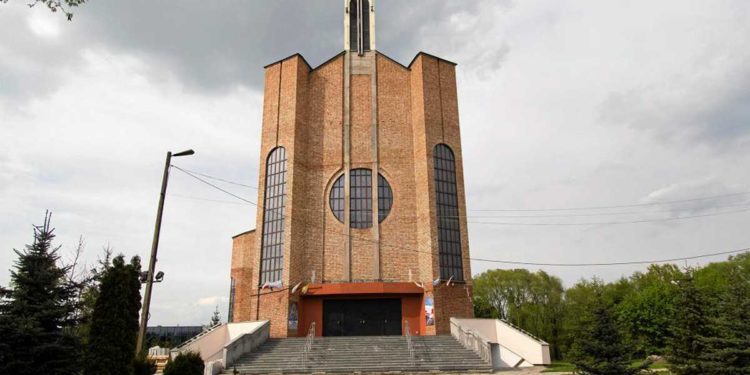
136,149,194,354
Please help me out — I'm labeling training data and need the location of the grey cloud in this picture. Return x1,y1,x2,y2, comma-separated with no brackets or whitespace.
1,0,504,100
598,69,750,151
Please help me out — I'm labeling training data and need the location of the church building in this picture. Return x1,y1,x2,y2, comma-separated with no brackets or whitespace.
229,0,474,338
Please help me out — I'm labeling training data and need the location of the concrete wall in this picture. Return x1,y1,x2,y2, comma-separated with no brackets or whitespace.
452,318,552,367
175,321,270,365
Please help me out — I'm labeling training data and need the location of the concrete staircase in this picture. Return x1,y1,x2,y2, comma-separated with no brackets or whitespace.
222,335,493,374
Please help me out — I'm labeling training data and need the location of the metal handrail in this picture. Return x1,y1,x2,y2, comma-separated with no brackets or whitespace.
450,320,492,363
499,319,548,344
404,321,415,366
302,322,315,366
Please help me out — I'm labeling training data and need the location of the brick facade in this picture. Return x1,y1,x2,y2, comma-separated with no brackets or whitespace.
230,48,473,337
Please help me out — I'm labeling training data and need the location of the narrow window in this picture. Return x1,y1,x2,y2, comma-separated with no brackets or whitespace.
348,0,370,53
228,278,236,323
259,147,287,285
433,144,463,281
350,169,372,228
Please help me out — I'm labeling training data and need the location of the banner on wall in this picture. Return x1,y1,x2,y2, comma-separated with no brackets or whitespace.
424,296,435,326
288,302,298,330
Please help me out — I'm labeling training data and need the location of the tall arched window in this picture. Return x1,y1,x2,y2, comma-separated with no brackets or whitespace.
433,144,463,281
259,147,287,285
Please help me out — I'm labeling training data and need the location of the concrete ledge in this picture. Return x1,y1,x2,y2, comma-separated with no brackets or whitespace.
223,320,271,369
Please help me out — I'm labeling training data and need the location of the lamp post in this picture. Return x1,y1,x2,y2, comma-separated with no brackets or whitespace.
136,149,195,354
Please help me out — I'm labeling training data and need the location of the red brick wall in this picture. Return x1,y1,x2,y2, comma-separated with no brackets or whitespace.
230,52,474,334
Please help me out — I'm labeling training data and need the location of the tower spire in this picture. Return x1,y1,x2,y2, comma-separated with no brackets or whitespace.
345,0,375,55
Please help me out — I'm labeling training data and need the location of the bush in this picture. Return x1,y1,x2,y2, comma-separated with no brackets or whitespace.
164,351,204,375
133,354,157,375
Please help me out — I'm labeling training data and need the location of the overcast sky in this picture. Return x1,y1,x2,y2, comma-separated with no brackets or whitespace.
1,0,749,326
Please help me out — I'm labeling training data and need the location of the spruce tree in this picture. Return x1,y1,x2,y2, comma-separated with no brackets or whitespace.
0,213,80,375
667,269,709,375
699,267,750,374
210,305,221,326
83,255,143,375
568,294,647,375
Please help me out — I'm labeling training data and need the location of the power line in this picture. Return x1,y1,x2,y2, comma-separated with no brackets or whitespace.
172,164,750,221
175,167,257,189
175,166,750,215
470,247,750,267
469,191,750,212
168,194,253,206
171,165,259,206
466,206,750,226
171,166,749,268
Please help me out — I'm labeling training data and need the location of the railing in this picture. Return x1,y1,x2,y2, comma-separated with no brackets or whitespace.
302,322,316,366
404,320,415,366
499,319,548,344
175,322,223,351
450,320,492,363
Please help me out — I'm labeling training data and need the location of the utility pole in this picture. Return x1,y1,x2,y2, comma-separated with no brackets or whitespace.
136,149,194,354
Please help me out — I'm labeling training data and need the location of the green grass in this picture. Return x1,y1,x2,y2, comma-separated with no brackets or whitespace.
542,360,671,373
542,361,576,373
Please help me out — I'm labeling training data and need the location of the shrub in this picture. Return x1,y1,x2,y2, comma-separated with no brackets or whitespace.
164,351,204,375
133,354,157,375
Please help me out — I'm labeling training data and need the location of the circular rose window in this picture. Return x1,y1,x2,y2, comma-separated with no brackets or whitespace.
329,168,392,228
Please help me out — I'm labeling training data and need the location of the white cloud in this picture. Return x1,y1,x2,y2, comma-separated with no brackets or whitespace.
2,0,750,325
27,10,62,38
196,296,228,306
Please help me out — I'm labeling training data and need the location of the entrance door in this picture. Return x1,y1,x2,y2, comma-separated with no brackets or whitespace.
323,299,402,336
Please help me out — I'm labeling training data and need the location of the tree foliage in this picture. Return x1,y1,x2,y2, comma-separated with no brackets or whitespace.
164,351,205,375
567,293,649,375
0,0,85,21
473,253,750,375
698,266,750,374
83,255,143,375
210,305,221,326
0,213,81,375
473,269,564,358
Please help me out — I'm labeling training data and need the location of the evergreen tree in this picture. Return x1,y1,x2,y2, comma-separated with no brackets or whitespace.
0,213,80,375
667,269,709,375
210,305,221,326
699,267,750,374
567,294,648,375
164,351,204,375
83,255,142,375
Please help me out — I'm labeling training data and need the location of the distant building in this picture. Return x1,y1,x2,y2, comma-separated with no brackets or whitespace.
146,326,203,347
230,0,474,338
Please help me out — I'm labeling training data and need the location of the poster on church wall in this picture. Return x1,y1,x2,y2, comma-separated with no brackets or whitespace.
424,297,435,326
288,302,298,330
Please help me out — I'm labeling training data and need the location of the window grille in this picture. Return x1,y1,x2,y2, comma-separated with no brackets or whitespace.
434,144,464,281
259,147,287,285
329,169,392,228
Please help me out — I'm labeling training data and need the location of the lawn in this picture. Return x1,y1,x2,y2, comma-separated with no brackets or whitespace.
541,360,672,373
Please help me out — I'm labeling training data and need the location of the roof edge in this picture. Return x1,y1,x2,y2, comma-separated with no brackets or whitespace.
376,51,409,70
263,53,313,70
407,51,458,69
264,51,348,71
263,51,456,72
232,229,256,239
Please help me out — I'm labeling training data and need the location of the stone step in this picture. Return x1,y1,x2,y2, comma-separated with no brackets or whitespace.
222,335,492,374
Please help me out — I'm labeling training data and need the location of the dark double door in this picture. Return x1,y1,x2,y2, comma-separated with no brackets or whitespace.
323,299,402,336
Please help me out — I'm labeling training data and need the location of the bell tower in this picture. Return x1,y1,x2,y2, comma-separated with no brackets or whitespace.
344,0,376,55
